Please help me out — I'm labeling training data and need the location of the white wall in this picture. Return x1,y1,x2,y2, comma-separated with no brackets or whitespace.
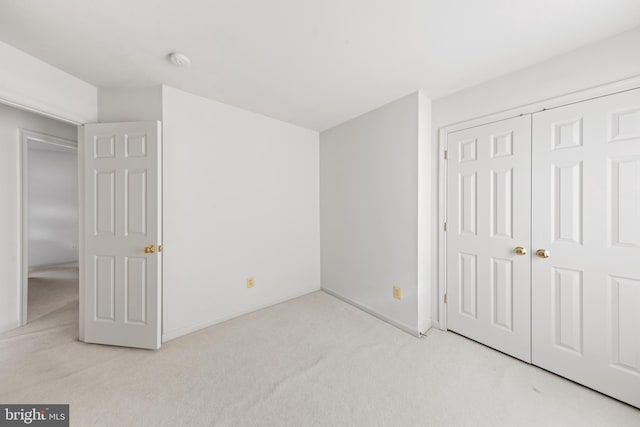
28,142,78,268
0,103,77,333
0,41,97,124
98,86,163,123
161,86,320,340
320,91,430,335
430,27,640,325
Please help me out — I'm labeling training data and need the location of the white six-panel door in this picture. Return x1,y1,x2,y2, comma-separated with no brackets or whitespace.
83,121,162,349
531,89,640,407
446,89,640,408
447,115,532,362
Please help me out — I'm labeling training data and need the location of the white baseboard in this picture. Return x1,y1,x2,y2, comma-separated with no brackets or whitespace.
419,318,434,335
162,287,320,342
321,287,420,337
0,320,21,335
29,261,79,273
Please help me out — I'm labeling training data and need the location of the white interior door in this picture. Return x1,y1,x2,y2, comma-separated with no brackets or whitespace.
447,115,532,362
532,89,640,407
83,121,162,349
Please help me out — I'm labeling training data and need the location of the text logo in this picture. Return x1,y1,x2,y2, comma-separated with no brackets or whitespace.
0,405,68,427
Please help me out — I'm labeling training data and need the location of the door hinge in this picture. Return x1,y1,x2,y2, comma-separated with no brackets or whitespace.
444,150,448,160
444,222,447,232
444,293,448,304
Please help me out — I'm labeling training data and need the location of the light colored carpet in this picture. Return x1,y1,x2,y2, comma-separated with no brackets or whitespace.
1,269,638,426
27,268,80,322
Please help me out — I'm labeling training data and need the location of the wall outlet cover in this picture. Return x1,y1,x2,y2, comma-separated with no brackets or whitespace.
393,285,401,300
246,277,255,288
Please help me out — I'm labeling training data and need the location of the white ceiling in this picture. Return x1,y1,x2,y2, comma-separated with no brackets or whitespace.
0,0,639,131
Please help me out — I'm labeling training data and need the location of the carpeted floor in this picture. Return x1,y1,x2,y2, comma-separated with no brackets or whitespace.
27,268,80,323
1,268,639,426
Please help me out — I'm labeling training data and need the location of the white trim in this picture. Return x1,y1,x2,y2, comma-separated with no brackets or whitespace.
19,135,26,326
437,129,448,331
0,40,97,125
436,74,640,330
0,98,83,126
440,75,640,134
22,129,78,149
162,288,319,342
19,130,77,326
78,126,85,341
0,321,21,335
322,287,421,337
29,262,79,273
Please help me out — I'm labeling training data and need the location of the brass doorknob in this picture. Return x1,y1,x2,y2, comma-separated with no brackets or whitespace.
536,249,550,258
144,244,156,254
514,247,527,256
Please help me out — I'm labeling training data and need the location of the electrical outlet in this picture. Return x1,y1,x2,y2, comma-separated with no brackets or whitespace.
393,285,401,300
246,277,255,289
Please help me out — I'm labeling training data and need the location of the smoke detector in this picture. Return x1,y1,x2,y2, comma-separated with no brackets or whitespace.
168,52,191,67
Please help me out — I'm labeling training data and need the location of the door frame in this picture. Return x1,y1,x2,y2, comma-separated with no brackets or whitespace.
19,130,78,325
437,74,640,331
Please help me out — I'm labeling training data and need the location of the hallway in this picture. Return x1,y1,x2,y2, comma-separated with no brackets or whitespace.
27,268,79,323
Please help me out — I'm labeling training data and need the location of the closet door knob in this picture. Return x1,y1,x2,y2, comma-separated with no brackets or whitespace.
536,249,550,259
144,245,156,254
514,247,527,256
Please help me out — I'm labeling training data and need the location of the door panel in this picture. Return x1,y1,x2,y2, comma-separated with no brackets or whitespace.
447,115,532,362
83,121,161,349
532,88,640,408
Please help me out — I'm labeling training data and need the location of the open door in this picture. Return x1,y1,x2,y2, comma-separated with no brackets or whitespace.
82,121,162,349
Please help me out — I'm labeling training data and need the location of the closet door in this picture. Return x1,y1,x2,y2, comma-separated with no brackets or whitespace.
532,88,640,408
447,115,532,362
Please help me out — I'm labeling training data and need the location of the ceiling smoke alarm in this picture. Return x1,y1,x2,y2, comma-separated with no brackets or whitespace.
168,52,191,67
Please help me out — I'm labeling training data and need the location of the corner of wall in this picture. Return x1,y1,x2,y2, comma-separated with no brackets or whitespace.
160,87,321,340
417,91,433,333
320,91,425,335
97,86,163,123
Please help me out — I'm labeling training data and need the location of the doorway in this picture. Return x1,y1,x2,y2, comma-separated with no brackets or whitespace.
21,130,79,326
0,102,79,334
